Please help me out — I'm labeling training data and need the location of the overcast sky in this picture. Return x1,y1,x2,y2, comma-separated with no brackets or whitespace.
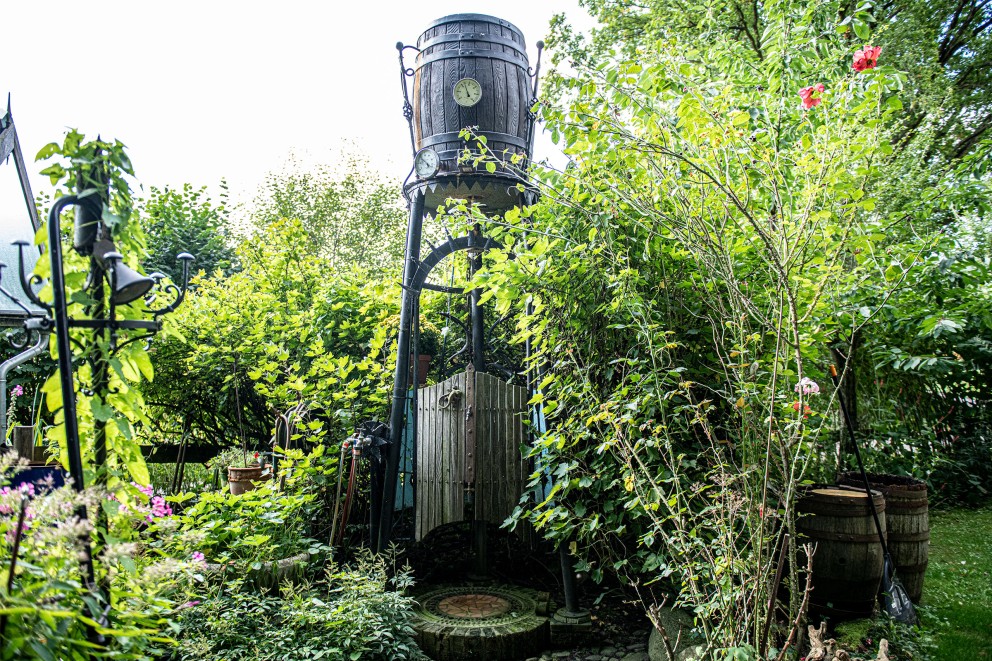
1,1,592,231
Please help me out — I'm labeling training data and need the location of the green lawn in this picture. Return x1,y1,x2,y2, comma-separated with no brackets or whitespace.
924,506,992,659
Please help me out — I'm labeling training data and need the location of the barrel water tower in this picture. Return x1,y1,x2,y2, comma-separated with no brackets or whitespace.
378,13,543,551
371,14,589,661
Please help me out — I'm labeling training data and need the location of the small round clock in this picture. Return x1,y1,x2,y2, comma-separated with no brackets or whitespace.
414,147,440,178
453,78,483,107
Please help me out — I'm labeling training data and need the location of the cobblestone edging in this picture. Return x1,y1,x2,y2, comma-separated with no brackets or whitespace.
526,631,651,661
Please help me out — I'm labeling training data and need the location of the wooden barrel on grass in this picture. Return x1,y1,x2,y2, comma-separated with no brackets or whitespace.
796,486,886,622
838,473,929,603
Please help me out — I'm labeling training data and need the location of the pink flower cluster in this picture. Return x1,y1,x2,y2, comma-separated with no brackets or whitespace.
0,482,35,504
794,377,820,395
799,83,825,109
853,45,881,72
1,483,37,542
111,483,173,522
10,385,23,397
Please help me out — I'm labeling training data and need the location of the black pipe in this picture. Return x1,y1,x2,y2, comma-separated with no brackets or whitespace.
378,191,425,552
48,197,86,496
559,544,580,613
468,224,485,372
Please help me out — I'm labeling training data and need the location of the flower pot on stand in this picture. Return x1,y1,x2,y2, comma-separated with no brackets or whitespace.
409,354,432,386
227,465,270,495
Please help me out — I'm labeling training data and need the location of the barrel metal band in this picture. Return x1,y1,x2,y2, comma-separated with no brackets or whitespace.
419,33,526,56
802,531,885,543
420,14,522,35
885,503,929,513
887,531,931,542
416,49,527,71
421,131,529,151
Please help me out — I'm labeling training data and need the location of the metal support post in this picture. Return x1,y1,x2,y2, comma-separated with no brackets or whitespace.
46,197,99,635
468,224,486,373
378,190,425,552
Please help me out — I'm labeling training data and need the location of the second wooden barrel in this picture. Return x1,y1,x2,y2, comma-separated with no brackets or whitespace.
839,473,929,603
796,486,886,621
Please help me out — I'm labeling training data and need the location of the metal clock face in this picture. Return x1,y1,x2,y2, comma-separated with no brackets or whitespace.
453,78,482,107
414,147,440,178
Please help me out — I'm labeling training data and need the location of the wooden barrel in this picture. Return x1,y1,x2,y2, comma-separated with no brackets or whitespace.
411,14,536,213
796,486,886,622
413,14,533,173
838,473,929,603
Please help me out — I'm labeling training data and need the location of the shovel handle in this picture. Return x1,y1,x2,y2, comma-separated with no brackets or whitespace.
830,364,892,562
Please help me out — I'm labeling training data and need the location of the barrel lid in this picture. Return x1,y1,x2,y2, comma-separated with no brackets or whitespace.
421,13,524,38
813,488,870,498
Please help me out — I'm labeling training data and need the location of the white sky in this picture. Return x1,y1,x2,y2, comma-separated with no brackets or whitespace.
1,1,592,230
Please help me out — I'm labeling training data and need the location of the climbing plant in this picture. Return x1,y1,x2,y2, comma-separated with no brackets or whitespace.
34,130,164,488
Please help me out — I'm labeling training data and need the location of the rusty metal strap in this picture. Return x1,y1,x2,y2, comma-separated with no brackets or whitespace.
801,531,884,543
888,531,931,542
464,365,476,487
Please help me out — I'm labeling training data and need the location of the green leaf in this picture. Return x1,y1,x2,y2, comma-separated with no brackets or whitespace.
853,18,870,39
133,349,154,381
90,397,114,422
35,142,62,160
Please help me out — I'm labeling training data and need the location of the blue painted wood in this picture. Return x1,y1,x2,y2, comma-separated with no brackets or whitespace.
395,390,416,511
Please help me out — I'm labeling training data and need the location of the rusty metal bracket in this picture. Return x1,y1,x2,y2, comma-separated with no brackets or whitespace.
464,364,477,490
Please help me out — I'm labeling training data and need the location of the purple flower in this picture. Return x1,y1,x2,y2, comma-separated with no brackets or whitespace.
191,552,205,563
11,385,23,397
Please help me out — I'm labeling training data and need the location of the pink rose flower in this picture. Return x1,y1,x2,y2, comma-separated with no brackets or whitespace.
853,45,881,72
799,83,826,109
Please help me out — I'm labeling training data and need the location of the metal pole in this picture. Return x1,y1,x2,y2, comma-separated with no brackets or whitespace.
47,196,99,622
378,190,425,552
48,198,86,494
559,544,580,613
0,331,49,443
468,224,485,372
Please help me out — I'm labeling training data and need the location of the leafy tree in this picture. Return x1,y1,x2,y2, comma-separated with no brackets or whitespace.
142,218,396,450
569,0,992,170
249,155,408,276
461,2,960,654
139,182,237,282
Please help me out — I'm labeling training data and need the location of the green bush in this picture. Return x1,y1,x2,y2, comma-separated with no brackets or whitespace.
170,551,426,661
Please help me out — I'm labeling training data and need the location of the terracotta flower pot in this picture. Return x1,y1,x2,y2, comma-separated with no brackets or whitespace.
227,464,270,495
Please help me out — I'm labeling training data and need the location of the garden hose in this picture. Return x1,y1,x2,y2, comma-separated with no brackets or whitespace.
337,446,360,546
328,440,349,548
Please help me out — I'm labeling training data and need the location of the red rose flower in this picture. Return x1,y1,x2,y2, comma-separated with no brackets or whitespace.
853,45,881,72
798,83,825,109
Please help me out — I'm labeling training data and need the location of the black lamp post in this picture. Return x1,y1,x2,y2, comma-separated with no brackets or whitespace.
11,193,193,490
4,192,193,626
